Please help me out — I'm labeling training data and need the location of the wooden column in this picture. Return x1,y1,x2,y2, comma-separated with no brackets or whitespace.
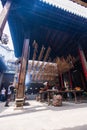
60,74,64,88
68,71,73,89
0,0,12,37
80,72,86,90
0,73,3,89
16,39,29,107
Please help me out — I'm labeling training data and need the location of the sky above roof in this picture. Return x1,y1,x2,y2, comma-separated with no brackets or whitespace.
0,1,13,50
41,0,87,18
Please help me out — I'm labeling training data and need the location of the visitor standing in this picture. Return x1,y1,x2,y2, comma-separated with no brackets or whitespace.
0,87,6,101
5,85,11,107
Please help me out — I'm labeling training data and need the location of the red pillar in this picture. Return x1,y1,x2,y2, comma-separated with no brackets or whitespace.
78,46,87,81
0,0,12,37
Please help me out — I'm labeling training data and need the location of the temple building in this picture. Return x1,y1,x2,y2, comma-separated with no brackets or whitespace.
0,0,87,106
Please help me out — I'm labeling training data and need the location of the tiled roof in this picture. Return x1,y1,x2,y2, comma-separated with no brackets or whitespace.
40,0,87,18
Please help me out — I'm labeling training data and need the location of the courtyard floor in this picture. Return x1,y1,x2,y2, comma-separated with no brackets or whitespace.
0,100,87,130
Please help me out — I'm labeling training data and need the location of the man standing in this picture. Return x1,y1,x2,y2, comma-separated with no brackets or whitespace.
39,82,50,101
0,87,6,101
52,82,61,90
5,84,11,107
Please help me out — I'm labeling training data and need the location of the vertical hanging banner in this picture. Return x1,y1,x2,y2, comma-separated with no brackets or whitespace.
78,45,87,81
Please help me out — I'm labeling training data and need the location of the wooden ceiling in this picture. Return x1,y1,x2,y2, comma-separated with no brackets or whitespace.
1,0,87,60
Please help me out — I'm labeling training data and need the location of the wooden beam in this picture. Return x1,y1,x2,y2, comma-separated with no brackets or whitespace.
32,45,45,80
71,0,87,7
28,40,38,74
0,0,12,37
35,46,51,80
16,39,29,107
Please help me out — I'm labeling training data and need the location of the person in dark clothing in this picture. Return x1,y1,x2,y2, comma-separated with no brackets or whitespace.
52,83,61,90
0,87,6,101
10,85,15,101
39,82,50,101
42,82,50,91
5,85,12,107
